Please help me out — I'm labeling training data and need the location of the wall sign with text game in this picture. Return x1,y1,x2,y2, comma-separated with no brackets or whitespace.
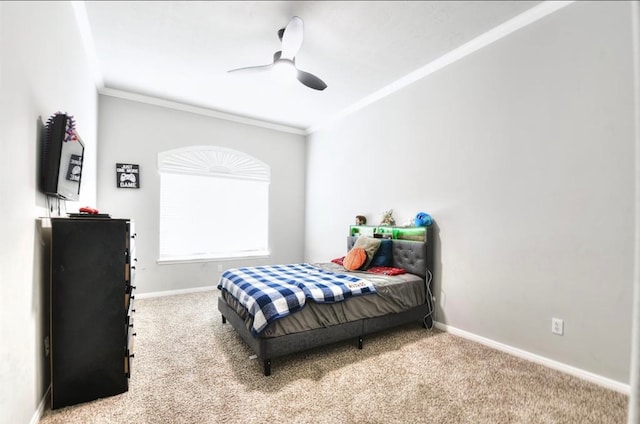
116,163,140,189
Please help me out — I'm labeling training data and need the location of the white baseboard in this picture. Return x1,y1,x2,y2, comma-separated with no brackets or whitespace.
434,322,630,395
135,285,217,300
30,385,50,424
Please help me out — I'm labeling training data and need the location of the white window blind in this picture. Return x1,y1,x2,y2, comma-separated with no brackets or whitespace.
158,146,270,262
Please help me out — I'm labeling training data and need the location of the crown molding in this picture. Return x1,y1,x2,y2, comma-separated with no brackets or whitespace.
99,88,307,135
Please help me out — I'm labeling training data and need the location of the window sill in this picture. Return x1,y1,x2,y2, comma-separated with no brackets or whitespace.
157,250,270,265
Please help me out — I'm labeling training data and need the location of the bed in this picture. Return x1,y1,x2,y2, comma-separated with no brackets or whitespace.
217,229,433,376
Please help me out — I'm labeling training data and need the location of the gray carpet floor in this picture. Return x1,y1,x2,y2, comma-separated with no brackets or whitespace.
39,290,628,423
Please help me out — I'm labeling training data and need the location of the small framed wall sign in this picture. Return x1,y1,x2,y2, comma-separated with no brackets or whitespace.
116,163,140,189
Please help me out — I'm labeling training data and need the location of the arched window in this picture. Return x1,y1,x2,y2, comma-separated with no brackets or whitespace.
158,146,270,262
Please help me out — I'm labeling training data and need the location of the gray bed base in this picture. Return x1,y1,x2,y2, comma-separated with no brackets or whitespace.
217,237,432,376
218,297,431,376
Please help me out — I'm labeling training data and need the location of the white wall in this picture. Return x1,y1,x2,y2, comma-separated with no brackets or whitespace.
305,1,635,383
0,2,98,424
96,95,306,294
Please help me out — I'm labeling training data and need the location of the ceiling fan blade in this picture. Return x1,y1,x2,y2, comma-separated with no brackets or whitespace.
280,16,304,59
227,63,273,74
296,69,327,91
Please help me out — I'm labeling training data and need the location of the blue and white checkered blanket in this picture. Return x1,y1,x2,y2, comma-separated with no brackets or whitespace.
217,263,376,336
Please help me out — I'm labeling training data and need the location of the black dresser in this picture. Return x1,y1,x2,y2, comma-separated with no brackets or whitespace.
49,217,136,409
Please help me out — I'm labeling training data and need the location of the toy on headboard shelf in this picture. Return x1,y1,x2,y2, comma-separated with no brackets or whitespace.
355,215,367,225
379,209,396,226
414,211,433,227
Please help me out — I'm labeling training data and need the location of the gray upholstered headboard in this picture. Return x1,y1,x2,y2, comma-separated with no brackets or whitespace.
347,236,427,279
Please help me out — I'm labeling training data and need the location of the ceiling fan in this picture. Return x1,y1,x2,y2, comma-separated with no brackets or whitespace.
228,16,327,91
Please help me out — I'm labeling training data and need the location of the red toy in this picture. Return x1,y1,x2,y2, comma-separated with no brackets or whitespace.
79,206,99,215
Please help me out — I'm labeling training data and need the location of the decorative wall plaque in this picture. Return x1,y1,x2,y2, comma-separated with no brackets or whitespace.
116,163,140,189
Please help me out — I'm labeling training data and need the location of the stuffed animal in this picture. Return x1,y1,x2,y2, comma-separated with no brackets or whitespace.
379,209,396,226
355,215,367,225
414,212,432,227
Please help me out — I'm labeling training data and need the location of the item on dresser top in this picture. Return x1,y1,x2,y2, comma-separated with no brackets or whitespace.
68,213,111,218
79,206,99,214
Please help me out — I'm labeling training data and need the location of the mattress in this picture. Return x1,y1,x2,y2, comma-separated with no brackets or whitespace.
220,262,426,338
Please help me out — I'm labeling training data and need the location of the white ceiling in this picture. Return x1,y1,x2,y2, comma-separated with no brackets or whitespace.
82,1,543,132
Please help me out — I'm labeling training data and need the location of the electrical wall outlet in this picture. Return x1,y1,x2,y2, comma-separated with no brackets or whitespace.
217,263,223,272
551,318,564,335
44,336,50,356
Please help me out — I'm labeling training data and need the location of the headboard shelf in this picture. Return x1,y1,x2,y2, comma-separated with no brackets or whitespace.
349,225,428,242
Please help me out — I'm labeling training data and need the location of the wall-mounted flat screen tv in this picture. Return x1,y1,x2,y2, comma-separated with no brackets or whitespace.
41,113,84,201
